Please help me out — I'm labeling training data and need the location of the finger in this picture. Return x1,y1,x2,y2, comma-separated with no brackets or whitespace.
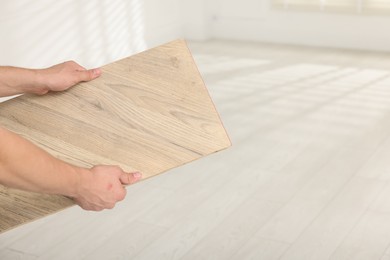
116,187,127,201
77,68,102,82
106,203,116,209
119,172,142,185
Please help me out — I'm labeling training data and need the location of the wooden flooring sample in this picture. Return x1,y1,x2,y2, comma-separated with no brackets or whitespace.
0,39,231,233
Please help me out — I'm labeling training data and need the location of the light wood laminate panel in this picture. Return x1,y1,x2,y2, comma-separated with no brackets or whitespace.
0,39,231,233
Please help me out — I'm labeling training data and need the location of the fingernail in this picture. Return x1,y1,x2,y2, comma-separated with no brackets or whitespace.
133,172,142,179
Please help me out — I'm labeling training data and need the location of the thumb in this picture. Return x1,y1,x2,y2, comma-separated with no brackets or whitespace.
77,68,102,82
119,172,142,185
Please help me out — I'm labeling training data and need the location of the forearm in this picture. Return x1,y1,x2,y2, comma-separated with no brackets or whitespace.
0,126,85,197
0,66,48,97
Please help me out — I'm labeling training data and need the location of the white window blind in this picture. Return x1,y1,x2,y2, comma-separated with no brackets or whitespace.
272,0,390,14
365,0,390,12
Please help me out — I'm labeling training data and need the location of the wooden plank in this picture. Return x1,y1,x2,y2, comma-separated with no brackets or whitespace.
0,39,231,233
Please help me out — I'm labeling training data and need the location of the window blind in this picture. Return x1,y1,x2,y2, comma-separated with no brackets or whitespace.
272,0,390,14
365,0,390,12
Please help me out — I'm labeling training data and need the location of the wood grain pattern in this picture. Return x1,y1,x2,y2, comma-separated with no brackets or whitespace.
0,39,231,233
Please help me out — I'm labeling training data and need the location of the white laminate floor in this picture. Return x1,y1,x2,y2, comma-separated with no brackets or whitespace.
2,40,390,259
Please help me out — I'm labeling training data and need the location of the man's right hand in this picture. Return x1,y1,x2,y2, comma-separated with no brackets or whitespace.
74,165,142,211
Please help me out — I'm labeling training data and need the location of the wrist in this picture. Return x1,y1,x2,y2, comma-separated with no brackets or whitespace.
32,69,51,95
66,166,91,198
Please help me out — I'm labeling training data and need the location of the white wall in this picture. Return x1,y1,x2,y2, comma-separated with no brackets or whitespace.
180,0,210,41
0,0,182,69
2,0,389,68
203,0,390,52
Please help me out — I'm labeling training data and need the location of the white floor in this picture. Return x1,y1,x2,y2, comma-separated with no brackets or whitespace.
2,40,390,259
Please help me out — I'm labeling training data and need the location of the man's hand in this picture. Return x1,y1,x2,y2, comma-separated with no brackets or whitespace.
74,166,142,211
36,61,101,94
0,127,142,212
0,61,101,97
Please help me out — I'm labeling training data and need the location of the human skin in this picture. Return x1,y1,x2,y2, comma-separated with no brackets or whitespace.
0,61,142,211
